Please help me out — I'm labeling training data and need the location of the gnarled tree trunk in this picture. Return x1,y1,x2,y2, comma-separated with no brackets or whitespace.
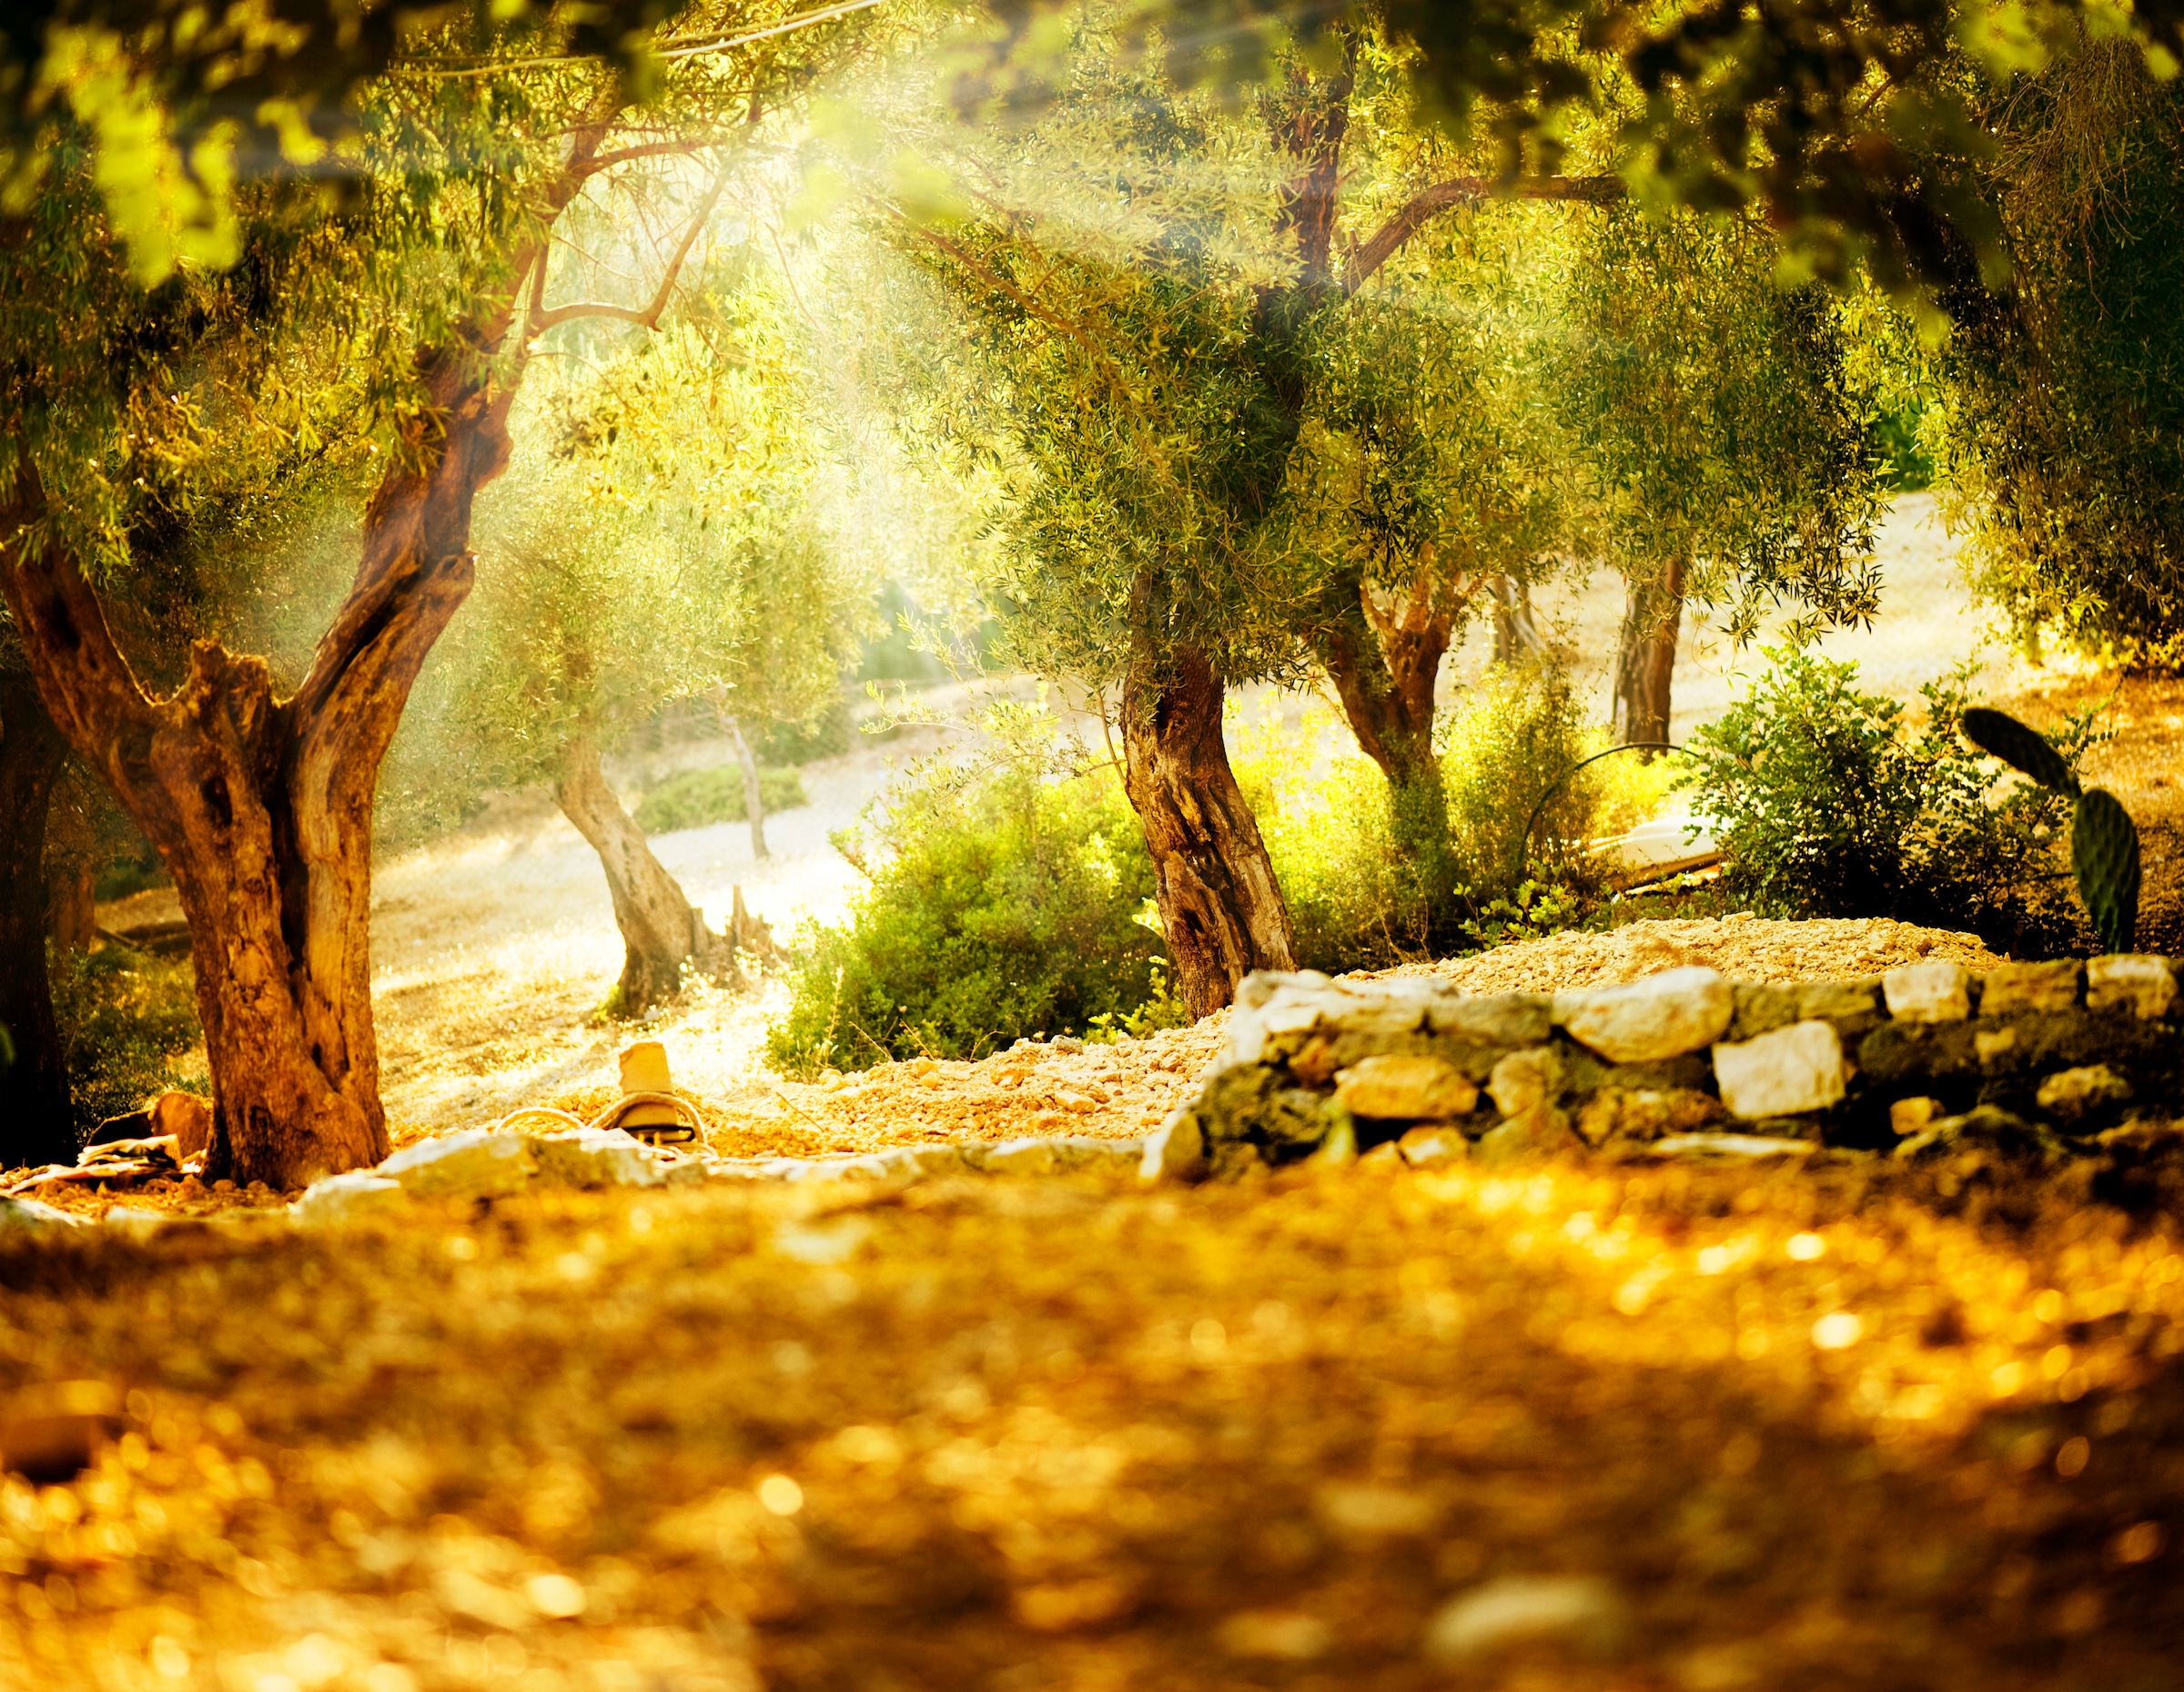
2,342,521,1189
0,667,76,1168
1316,563,1467,921
1613,557,1685,747
555,734,740,1017
1120,611,1296,1018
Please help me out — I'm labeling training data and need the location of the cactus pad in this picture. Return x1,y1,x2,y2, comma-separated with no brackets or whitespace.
1962,707,2080,795
2072,788,2140,956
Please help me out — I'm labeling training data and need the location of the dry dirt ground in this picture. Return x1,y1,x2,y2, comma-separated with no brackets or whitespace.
4,1092,2181,1691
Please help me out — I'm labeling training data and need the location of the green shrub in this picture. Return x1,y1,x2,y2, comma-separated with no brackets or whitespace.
1236,665,1650,973
50,945,207,1140
765,713,1177,1072
753,696,852,765
634,765,808,835
1680,650,2095,953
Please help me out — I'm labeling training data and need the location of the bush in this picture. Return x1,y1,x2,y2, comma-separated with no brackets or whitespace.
634,765,808,834
1680,651,2095,953
50,945,207,1140
765,712,1179,1072
1235,664,1661,973
753,696,852,765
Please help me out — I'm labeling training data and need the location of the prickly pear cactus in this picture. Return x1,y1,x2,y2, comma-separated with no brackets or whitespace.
1962,707,2081,795
2072,788,2140,955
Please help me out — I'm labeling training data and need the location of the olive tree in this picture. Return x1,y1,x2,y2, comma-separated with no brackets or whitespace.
0,4,877,1187
1549,207,1887,745
436,319,867,1015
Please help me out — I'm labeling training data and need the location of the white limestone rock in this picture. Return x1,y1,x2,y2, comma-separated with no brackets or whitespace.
2087,954,2178,1020
1646,1133,1816,1160
1882,962,1970,1023
1712,1020,1847,1120
981,1137,1059,1176
1978,959,2081,1017
528,1127,666,1190
376,1130,536,1200
1487,1048,1562,1118
1139,1109,1208,1181
1554,967,1733,1063
0,1196,87,1231
2035,1064,2133,1120
1395,1126,1470,1169
290,1170,410,1225
1422,1575,1626,1664
1333,1054,1478,1120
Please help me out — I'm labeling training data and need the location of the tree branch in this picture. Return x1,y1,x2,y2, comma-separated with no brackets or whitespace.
1345,175,1624,294
531,160,733,333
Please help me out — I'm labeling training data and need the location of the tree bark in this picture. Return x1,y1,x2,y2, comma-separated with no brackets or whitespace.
0,668,77,1167
46,866,94,953
1613,557,1686,747
1119,604,1296,1018
1,331,528,1188
1315,566,1464,917
1491,575,1548,664
555,734,740,1017
726,717,769,862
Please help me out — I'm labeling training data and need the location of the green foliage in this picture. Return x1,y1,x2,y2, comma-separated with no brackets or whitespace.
2071,789,2141,956
1550,207,1887,647
1934,45,2184,660
1682,652,2098,955
1235,667,1629,973
766,709,1171,1073
49,945,206,1140
633,765,808,835
754,696,853,765
1965,706,2140,954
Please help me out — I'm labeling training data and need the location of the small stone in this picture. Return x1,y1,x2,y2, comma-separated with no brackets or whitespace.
1396,1126,1470,1169
376,1130,536,1199
1473,1108,1582,1166
2087,955,2178,1020
289,1170,410,1225
1796,978,1884,1034
1890,1097,1941,1137
147,1090,215,1159
1556,966,1734,1062
1139,1110,1208,1181
2035,1065,2133,1121
1883,962,1970,1023
1310,1113,1358,1165
0,1197,86,1231
1573,1088,1724,1147
1974,1028,2018,1066
529,1127,666,1190
1422,1575,1626,1664
1895,1106,2063,1164
1487,1047,1562,1117
1333,1054,1478,1120
1712,1021,1846,1120
1979,959,2081,1016
1357,1140,1401,1167
1643,1133,1816,1161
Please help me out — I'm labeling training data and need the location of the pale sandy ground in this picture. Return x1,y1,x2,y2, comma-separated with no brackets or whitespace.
97,493,2056,1140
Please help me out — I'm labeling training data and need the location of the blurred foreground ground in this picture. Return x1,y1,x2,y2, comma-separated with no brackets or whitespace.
2,1145,2179,1690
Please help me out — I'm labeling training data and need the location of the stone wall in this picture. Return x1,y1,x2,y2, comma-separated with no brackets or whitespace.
1148,957,2183,1180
